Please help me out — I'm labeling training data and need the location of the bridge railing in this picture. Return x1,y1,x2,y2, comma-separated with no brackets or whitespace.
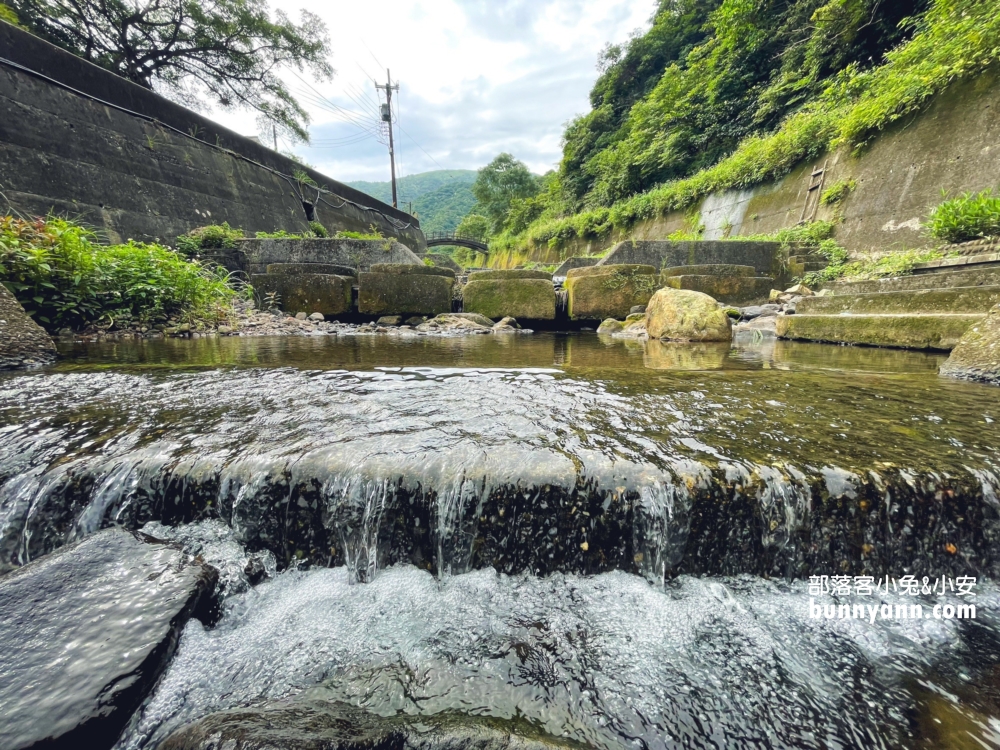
424,231,489,251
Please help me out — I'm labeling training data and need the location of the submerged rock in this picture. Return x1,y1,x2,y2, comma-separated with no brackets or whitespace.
160,698,581,750
941,302,1000,384
0,528,217,750
0,282,56,369
645,288,732,341
597,318,624,334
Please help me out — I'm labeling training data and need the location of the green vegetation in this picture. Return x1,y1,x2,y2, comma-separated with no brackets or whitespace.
0,3,21,25
308,221,329,237
821,178,857,206
927,189,1000,244
348,170,478,234
0,216,244,329
802,248,948,286
9,0,331,142
176,223,244,257
487,0,1000,258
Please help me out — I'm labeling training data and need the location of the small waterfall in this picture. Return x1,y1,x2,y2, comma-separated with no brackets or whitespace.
321,475,393,583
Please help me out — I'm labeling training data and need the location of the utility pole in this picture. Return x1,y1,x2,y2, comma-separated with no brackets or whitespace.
375,69,400,208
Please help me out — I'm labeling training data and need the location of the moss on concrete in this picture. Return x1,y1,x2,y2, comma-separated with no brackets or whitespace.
265,263,357,278
565,266,660,320
468,269,553,281
660,274,774,304
940,303,1000,383
370,263,455,278
463,279,556,320
251,273,353,316
799,286,1000,315
662,264,756,277
776,313,983,350
358,272,454,315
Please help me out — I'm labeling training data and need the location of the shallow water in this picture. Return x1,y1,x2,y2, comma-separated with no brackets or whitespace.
4,333,1000,748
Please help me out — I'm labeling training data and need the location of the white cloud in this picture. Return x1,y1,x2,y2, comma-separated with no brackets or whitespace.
210,0,658,182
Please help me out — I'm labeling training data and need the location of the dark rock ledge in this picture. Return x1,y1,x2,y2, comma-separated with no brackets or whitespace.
0,528,217,750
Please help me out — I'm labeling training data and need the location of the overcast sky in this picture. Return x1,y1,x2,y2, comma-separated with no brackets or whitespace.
209,0,658,182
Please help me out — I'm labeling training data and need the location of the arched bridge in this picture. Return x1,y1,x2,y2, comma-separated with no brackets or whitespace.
424,232,489,253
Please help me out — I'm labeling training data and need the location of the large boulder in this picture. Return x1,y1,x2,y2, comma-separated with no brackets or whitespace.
160,697,576,750
463,271,556,320
645,287,732,341
564,265,659,320
0,528,217,750
251,273,353,316
0,283,56,369
359,264,454,316
941,303,1000,384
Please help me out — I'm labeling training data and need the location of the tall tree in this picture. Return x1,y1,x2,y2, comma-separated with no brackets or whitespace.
8,0,332,142
472,153,538,233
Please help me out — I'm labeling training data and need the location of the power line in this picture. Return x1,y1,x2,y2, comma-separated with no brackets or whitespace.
396,120,446,171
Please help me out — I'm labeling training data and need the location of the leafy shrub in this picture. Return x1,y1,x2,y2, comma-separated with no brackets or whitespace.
0,216,244,329
308,221,329,237
927,189,1000,244
803,248,947,287
176,222,244,256
255,230,306,239
821,178,856,206
333,226,384,240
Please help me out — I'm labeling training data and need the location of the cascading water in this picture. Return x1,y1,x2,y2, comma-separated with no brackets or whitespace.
4,333,1000,748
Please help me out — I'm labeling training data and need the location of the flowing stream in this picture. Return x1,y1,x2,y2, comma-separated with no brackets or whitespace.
3,332,1000,748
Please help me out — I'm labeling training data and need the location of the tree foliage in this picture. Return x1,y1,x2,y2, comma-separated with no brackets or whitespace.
472,154,540,233
8,0,332,141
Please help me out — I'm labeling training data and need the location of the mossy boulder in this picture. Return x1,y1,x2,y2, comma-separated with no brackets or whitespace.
463,278,556,320
645,288,732,341
468,269,553,281
359,267,454,316
565,265,659,320
941,303,1000,383
250,273,353,316
597,318,625,334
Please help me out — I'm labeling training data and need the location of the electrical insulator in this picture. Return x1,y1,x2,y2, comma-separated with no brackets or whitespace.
380,104,391,122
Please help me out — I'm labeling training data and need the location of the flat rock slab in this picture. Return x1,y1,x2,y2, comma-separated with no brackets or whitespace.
160,698,583,750
0,528,217,750
0,282,56,369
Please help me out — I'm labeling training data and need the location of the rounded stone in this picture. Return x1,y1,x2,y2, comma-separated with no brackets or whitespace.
645,288,733,341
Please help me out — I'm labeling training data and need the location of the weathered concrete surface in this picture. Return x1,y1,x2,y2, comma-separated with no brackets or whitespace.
798,287,1000,315
553,256,601,277
0,282,57,368
565,265,660,321
661,274,774,304
422,253,462,272
662,264,756,277
250,273,353,317
160,698,581,750
825,268,1000,295
645,288,732,341
210,238,423,276
468,269,553,281
359,265,454,316
777,313,982,350
463,278,556,320
598,240,785,278
941,304,1000,384
265,263,357,278
0,528,217,750
0,24,424,249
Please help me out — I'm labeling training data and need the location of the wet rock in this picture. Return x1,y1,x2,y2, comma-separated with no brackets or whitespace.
0,528,217,750
494,316,520,329
941,302,1000,384
446,312,495,328
645,288,732,341
629,305,647,315
309,312,325,322
597,318,624,334
0,282,57,369
418,314,492,333
295,312,308,320
734,315,778,336
784,283,813,296
217,325,234,334
405,316,426,327
376,315,403,326
160,698,579,750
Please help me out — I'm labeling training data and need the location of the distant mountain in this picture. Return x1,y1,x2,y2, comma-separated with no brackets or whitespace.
348,170,478,234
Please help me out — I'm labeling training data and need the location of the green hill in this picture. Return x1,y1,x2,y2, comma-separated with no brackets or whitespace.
348,170,477,233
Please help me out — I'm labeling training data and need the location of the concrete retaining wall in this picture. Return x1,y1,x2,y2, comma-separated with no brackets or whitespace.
0,22,425,250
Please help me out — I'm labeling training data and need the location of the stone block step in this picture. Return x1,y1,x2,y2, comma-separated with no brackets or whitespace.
788,254,828,264
662,264,755,278
660,274,774,304
912,252,1000,274
798,286,1000,315
776,313,983,350
824,267,1000,295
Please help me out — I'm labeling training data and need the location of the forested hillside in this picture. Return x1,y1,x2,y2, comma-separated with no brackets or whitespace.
488,0,1000,257
348,170,477,233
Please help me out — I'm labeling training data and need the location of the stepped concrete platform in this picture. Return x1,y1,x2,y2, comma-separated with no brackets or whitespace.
358,264,455,316
912,252,1000,274
660,263,773,304
776,313,983,350
798,286,1000,315
824,267,1000,295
